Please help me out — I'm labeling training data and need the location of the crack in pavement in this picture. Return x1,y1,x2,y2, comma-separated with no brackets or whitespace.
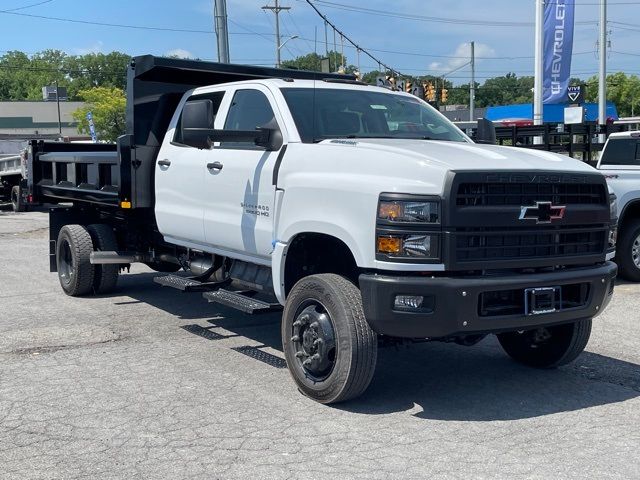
1,337,125,356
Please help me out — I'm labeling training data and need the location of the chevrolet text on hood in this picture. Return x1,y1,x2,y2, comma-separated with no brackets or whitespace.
485,173,592,183
27,56,617,404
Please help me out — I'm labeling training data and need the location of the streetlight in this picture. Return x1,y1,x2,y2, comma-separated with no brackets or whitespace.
277,35,298,67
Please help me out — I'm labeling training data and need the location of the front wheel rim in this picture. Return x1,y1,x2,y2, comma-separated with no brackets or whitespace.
290,302,337,381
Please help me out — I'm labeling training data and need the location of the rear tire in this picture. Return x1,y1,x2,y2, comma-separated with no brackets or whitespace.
616,218,640,281
11,185,25,212
56,225,95,296
497,318,592,368
282,274,377,404
87,224,119,294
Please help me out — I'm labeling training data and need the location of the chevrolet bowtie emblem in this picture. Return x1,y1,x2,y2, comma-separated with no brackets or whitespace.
519,201,566,224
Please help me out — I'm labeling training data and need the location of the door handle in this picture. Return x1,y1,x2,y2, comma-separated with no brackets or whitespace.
207,161,224,171
157,159,171,167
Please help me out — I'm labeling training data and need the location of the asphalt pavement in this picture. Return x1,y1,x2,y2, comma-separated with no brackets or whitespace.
1,210,639,479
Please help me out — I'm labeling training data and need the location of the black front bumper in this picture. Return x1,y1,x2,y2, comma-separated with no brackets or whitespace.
359,262,617,339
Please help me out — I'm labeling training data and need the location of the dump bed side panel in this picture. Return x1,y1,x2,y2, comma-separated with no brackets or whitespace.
30,141,119,206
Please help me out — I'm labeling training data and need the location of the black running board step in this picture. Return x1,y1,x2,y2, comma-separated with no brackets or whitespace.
203,289,283,314
154,274,225,292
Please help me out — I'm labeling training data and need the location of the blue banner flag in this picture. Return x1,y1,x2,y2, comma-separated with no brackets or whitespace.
543,0,575,104
86,111,98,143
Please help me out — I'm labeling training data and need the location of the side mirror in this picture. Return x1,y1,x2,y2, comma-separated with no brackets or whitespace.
182,99,214,149
475,118,496,145
255,118,283,151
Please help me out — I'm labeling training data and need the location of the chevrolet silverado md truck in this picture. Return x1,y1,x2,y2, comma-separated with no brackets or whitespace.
28,56,617,403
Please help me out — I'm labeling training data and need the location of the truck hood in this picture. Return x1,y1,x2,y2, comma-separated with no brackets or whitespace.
322,138,596,174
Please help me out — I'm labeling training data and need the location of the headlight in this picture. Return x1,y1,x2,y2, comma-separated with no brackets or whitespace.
377,233,440,259
376,195,442,262
378,199,440,224
609,193,617,219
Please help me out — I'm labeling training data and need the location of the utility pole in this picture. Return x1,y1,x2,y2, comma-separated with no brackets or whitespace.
324,20,328,58
213,0,230,63
470,41,475,122
598,0,607,137
533,0,544,127
262,0,291,68
55,80,62,135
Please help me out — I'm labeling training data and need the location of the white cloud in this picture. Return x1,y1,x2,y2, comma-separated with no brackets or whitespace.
73,41,105,55
429,42,495,76
165,48,194,59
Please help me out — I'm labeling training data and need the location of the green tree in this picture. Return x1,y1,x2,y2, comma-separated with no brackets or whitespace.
0,49,129,101
281,51,356,74
64,52,130,97
585,72,640,117
72,87,126,142
475,73,533,108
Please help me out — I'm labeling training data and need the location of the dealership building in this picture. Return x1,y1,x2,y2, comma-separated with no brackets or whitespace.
0,100,83,138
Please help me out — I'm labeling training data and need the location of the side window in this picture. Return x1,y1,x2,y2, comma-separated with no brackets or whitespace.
224,89,275,132
173,91,225,146
601,138,640,166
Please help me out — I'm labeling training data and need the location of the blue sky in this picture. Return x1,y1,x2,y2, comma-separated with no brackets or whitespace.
1,0,640,85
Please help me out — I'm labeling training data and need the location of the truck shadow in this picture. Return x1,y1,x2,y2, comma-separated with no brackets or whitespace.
116,272,640,421
344,343,640,421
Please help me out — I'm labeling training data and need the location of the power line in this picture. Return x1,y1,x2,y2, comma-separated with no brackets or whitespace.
0,8,611,63
2,0,54,12
285,10,315,52
0,10,215,33
302,0,604,27
304,0,402,75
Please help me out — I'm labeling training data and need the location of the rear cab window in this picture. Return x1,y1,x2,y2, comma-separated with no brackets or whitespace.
600,137,640,166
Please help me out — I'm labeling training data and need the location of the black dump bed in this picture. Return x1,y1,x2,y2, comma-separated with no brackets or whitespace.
30,55,354,209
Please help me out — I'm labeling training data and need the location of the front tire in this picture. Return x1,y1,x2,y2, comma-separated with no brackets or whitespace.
616,218,640,281
56,225,95,296
497,318,592,368
87,224,119,294
282,274,377,404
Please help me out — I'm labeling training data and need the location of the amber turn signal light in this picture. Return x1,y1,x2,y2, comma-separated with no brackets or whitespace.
377,236,402,254
378,202,402,220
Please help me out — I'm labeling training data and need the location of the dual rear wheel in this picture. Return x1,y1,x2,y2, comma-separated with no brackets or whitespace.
56,224,119,296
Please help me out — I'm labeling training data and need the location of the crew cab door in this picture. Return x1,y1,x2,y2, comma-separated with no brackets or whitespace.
155,90,225,247
203,86,284,261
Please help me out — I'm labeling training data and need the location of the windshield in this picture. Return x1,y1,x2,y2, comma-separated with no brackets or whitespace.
281,87,469,144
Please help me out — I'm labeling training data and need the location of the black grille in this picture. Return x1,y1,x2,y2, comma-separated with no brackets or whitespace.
455,227,607,263
456,182,607,207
